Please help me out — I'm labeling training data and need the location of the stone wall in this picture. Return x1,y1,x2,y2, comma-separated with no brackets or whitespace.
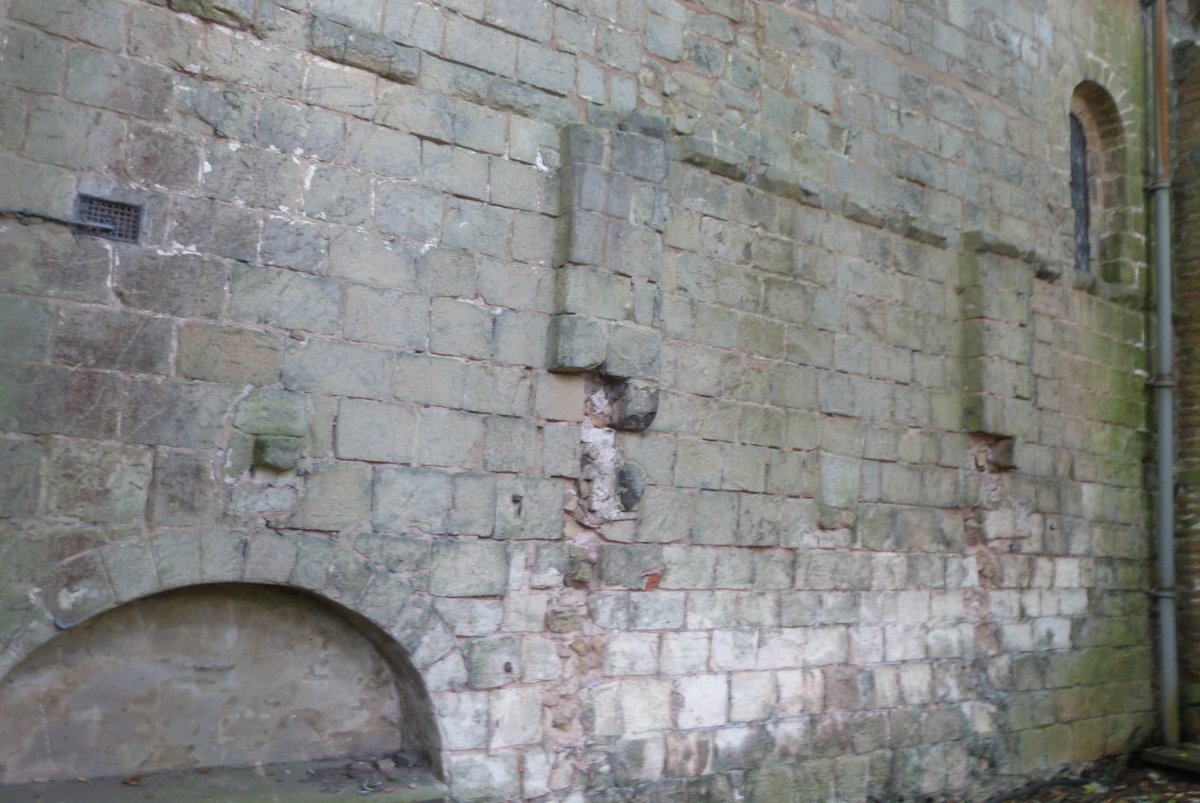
0,0,1156,800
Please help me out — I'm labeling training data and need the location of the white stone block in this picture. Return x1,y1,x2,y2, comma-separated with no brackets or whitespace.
776,668,823,715
729,671,776,722
712,628,758,671
605,631,659,675
621,678,673,733
659,631,709,675
490,685,543,748
674,674,728,729
435,689,490,749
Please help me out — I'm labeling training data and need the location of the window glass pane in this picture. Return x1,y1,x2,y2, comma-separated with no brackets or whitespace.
1069,113,1091,273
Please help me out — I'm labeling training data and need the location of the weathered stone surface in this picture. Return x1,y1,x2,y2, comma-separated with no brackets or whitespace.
309,17,420,83
231,483,298,514
605,322,661,380
230,265,340,335
446,755,520,803
171,197,260,263
202,143,305,210
151,450,220,526
261,217,327,273
0,296,52,361
235,389,308,438
490,686,543,748
115,253,227,318
494,477,564,540
484,416,537,473
48,440,153,523
289,463,372,531
0,363,122,439
178,323,282,385
122,379,238,448
601,544,663,589
373,466,451,534
252,435,303,472
435,690,490,750
125,123,204,190
53,307,173,375
169,0,255,29
0,224,112,303
345,284,429,350
25,97,125,173
466,636,521,688
610,380,660,431
448,472,497,535
430,540,509,597
282,340,392,399
66,49,174,122
547,314,606,372
336,398,417,463
0,440,43,518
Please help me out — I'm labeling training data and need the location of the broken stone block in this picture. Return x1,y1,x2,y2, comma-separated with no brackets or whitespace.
547,314,607,373
617,462,646,510
610,379,659,431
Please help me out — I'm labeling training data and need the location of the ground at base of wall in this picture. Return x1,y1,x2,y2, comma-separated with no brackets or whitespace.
0,758,447,803
999,758,1200,803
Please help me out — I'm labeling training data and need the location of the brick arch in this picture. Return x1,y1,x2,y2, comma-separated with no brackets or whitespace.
0,529,456,777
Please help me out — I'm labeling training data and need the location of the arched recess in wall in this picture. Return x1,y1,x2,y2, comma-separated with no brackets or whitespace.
0,583,443,785
1068,80,1138,285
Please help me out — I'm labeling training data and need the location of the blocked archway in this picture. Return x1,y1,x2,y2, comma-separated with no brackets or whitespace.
0,582,442,785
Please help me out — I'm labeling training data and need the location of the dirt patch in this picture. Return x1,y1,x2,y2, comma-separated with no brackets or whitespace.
998,760,1200,803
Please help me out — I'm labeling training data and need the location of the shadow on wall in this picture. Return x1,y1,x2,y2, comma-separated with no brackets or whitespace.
0,583,440,784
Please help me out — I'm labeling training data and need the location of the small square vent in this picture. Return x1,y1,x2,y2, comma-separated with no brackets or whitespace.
74,194,141,243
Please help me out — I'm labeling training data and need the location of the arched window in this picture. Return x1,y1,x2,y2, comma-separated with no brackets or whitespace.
1068,82,1127,279
1069,112,1090,273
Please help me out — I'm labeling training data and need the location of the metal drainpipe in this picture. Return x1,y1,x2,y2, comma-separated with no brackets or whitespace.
1149,0,1180,749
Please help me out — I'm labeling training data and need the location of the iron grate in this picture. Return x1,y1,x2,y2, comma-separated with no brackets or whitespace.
74,194,142,243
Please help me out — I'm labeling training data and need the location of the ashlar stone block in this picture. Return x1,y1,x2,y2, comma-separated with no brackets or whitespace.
309,16,420,83
235,389,308,438
490,686,543,748
178,323,282,385
373,467,451,534
122,379,239,448
494,477,564,540
0,440,43,518
288,463,372,531
151,450,220,526
430,539,509,597
466,635,522,688
335,399,416,463
547,314,606,372
48,440,153,523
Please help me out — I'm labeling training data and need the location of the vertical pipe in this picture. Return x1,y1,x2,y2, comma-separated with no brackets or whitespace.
1151,0,1180,749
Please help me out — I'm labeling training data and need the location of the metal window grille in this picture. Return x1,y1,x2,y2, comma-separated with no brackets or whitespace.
74,194,142,243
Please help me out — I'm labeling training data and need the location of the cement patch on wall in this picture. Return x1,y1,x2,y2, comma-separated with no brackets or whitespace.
0,584,405,784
